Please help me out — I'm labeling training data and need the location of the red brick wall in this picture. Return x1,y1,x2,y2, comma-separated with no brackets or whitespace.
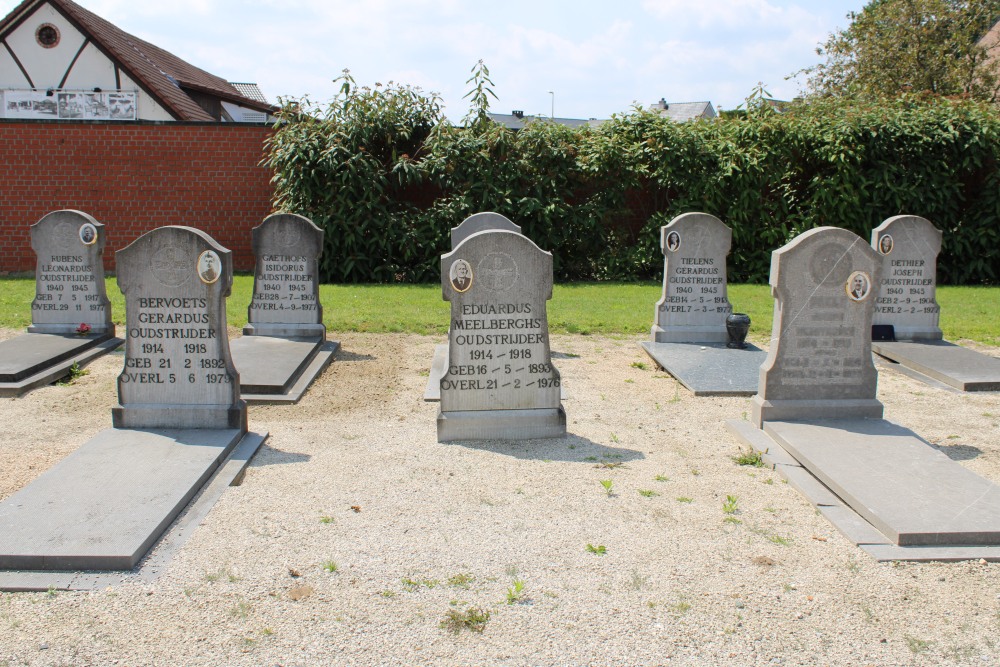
0,120,275,272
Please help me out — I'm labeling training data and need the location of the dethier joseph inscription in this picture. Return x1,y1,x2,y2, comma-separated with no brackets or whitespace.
437,230,565,441
871,215,943,341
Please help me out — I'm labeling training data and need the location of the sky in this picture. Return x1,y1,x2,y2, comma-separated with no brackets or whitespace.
2,0,869,120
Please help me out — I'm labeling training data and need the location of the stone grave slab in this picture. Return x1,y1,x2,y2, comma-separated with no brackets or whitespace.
871,215,942,341
451,212,521,249
233,213,336,403
764,419,1000,547
0,226,264,576
753,227,883,426
651,212,733,343
437,230,565,441
640,341,765,396
872,340,1000,391
0,428,244,571
0,210,121,396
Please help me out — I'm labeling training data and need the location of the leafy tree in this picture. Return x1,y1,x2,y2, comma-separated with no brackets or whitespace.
802,0,1000,103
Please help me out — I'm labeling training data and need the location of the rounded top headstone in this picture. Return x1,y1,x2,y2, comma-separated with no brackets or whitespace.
450,212,522,249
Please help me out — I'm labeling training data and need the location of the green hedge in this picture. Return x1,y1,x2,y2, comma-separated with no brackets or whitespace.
264,80,1000,285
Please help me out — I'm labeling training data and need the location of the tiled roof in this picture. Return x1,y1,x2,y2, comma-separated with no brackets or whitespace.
229,83,270,105
648,100,717,122
0,0,277,121
487,113,606,130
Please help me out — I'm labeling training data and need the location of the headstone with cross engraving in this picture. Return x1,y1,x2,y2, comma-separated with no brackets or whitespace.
752,227,883,426
871,215,942,341
113,226,245,430
437,230,565,441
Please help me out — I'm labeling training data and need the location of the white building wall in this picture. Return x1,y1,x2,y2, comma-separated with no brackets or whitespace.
61,42,117,90
4,3,86,88
119,72,173,121
0,47,28,87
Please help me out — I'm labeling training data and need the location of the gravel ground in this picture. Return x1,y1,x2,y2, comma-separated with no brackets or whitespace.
1,329,999,666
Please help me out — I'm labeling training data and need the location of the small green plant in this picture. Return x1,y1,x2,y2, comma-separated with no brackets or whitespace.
401,577,439,590
654,402,662,411
322,560,338,573
585,543,607,556
319,515,334,524
722,495,739,514
380,590,396,598
583,456,598,462
763,478,774,485
691,468,700,476
261,627,274,636
609,433,620,443
676,497,693,504
732,449,764,467
505,578,527,605
769,534,793,546
631,361,648,370
56,362,88,385
448,573,474,588
638,489,659,498
46,585,57,598
723,516,742,525
671,600,692,615
440,605,490,634
905,635,932,654
654,474,669,482
229,600,251,619
599,479,614,496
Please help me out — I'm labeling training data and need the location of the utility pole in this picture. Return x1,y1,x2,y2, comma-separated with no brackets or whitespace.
548,91,554,119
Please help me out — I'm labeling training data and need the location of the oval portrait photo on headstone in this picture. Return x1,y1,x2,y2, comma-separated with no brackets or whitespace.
197,250,222,285
878,234,894,255
665,231,681,252
449,259,473,293
846,271,872,302
78,222,97,246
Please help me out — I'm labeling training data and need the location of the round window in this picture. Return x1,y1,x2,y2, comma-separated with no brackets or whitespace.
36,23,60,48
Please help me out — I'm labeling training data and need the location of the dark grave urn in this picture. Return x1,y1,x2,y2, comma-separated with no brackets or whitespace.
726,313,751,349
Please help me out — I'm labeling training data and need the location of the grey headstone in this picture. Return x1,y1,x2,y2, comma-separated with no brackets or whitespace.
871,215,942,340
451,212,521,249
437,230,565,441
244,213,325,339
112,226,246,430
28,210,113,336
651,213,733,343
752,227,883,426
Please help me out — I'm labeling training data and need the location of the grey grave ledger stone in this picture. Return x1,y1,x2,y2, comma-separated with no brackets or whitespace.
244,213,325,338
651,212,732,343
752,227,883,426
230,213,338,402
113,226,246,430
437,230,566,441
29,209,113,335
871,215,942,341
0,226,266,577
451,211,521,249
0,210,121,396
640,212,766,396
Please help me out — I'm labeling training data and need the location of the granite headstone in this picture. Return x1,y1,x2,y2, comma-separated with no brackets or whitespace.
437,230,565,441
113,226,245,430
28,209,113,335
651,212,733,343
871,215,942,341
244,213,325,338
752,227,883,426
451,212,521,249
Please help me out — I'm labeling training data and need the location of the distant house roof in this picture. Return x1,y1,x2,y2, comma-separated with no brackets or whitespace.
229,82,270,105
488,111,606,130
648,99,717,122
0,0,277,121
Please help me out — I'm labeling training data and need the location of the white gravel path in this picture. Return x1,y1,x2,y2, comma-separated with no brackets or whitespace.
0,330,998,666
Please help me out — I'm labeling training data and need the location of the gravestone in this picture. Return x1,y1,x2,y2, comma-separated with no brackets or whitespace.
0,210,121,396
640,212,765,396
113,226,245,429
231,213,337,402
0,226,266,574
651,212,732,343
451,212,521,249
425,212,526,401
871,215,942,341
437,230,565,441
752,227,883,426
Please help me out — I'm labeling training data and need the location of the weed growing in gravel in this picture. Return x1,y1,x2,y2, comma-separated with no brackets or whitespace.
668,386,681,403
583,456,598,462
654,474,669,482
440,606,490,634
402,577,439,590
505,579,527,605
676,497,693,504
204,566,239,583
448,573,474,589
46,586,57,598
769,535,793,547
629,571,649,590
229,600,251,619
585,544,607,556
638,489,659,498
631,361,648,370
722,495,739,514
56,362,88,386
732,449,764,467
380,590,396,598
763,478,774,485
655,402,661,410
610,433,620,443
322,560,338,573
319,515,334,524
905,635,932,654
599,479,614,496
691,468,701,476
595,461,624,469
671,600,691,615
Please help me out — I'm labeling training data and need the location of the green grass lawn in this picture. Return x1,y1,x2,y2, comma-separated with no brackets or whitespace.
0,276,996,346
